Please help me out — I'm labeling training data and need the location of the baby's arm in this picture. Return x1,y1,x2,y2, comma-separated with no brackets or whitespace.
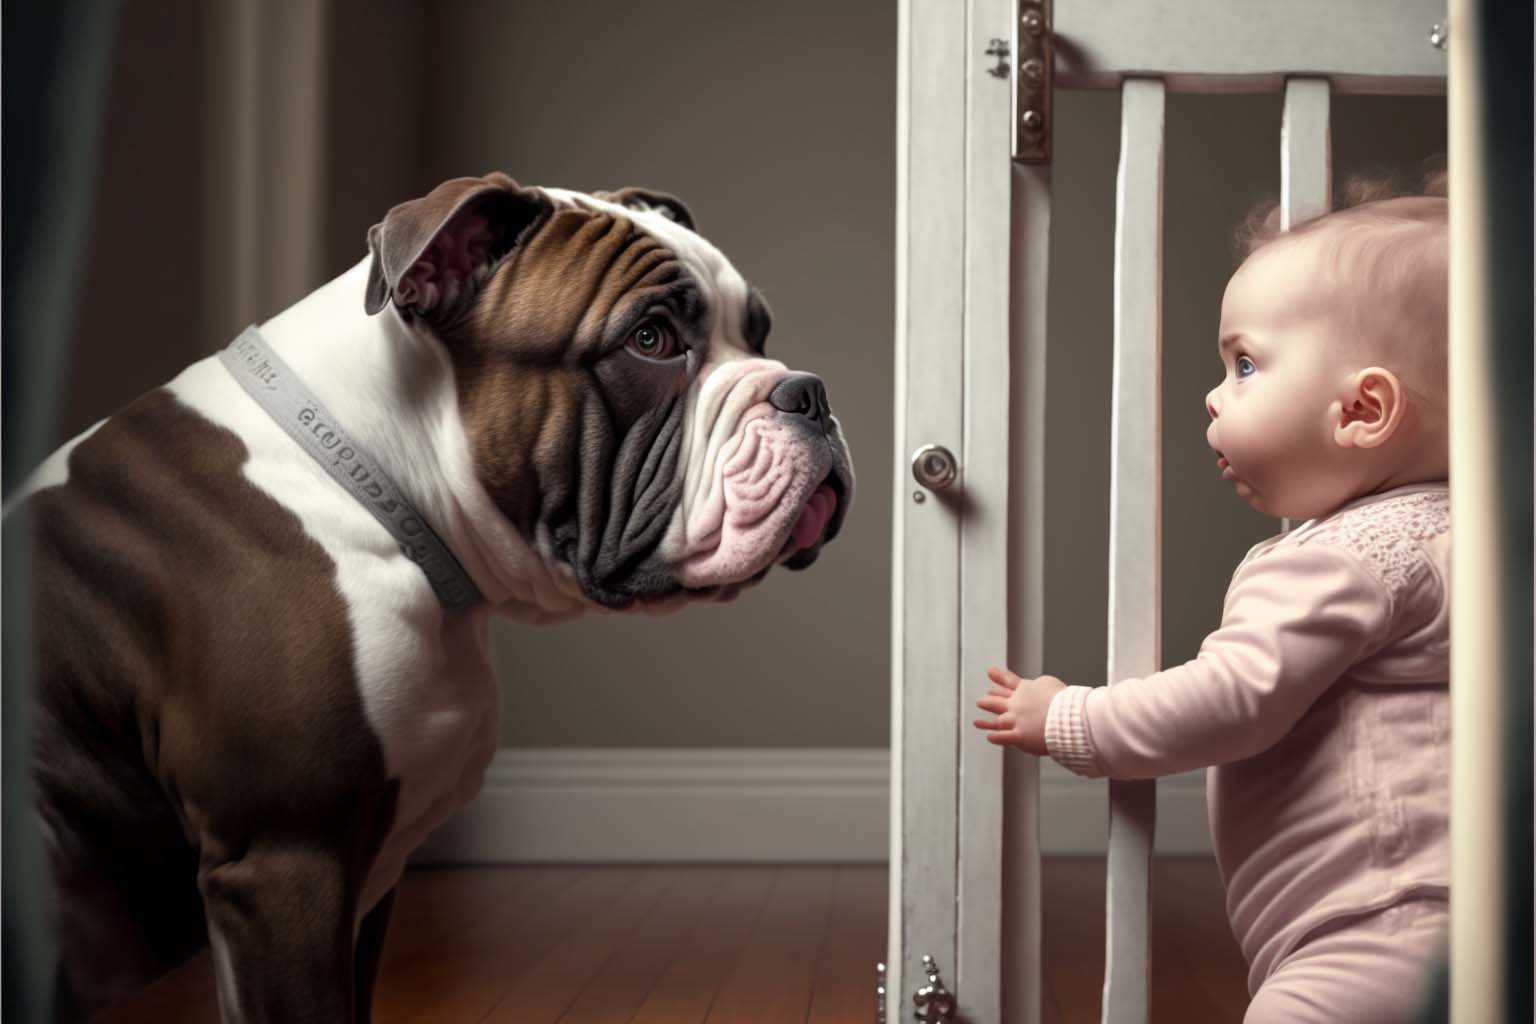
1039,541,1394,779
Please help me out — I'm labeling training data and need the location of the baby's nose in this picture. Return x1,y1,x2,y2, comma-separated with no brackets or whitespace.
1205,387,1220,419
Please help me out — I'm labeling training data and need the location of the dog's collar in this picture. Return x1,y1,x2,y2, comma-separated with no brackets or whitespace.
218,326,483,611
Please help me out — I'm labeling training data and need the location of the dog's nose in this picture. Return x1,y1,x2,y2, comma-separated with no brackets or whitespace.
769,373,832,429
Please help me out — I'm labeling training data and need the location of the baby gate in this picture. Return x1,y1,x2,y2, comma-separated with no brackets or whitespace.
889,1,1513,1021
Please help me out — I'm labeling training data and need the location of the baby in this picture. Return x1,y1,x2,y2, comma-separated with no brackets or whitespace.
975,178,1450,1024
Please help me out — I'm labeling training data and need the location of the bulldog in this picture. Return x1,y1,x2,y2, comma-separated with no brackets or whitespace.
12,173,853,1022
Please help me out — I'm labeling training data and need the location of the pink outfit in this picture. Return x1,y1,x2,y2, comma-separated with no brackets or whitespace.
1244,899,1446,1023
1045,483,1450,1017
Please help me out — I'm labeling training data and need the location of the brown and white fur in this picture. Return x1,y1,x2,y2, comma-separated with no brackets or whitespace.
10,174,853,1022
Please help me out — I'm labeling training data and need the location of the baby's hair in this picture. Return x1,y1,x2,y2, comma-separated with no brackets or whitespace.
1233,162,1449,409
1235,162,1448,258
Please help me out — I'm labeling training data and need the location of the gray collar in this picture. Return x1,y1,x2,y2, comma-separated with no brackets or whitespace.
219,326,482,611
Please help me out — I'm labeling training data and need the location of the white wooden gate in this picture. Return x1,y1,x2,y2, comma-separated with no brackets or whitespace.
891,2,1450,1021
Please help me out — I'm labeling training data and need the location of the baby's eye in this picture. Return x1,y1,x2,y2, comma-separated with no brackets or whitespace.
1235,355,1256,378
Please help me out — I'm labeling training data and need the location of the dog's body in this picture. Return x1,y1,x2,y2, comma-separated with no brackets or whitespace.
13,177,852,1022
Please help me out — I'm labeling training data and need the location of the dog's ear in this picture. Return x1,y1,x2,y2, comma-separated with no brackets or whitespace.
592,187,697,233
365,173,548,317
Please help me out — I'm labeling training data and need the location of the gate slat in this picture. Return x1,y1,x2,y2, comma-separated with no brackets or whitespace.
956,0,1020,1019
1447,2,1515,1019
1000,159,1053,1024
890,0,967,1010
1278,78,1332,533
1103,77,1165,1024
1281,78,1333,229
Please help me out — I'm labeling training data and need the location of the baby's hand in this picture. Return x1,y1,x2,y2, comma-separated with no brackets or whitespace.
973,666,1067,756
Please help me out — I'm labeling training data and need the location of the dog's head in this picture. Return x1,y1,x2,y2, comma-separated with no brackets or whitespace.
364,172,853,611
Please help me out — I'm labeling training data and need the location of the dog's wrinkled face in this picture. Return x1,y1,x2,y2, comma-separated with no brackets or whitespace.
365,173,854,610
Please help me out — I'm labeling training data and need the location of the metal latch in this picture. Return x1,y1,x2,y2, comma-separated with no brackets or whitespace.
1012,0,1052,163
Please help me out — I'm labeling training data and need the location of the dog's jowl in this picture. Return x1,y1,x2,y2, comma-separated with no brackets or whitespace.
10,173,854,1023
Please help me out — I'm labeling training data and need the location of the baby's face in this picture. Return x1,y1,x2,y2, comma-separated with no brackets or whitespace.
1205,242,1362,520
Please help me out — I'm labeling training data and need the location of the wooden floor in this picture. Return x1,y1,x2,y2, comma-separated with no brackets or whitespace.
95,859,1249,1023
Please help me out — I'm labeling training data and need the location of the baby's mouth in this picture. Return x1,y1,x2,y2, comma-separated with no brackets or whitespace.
1216,454,1237,482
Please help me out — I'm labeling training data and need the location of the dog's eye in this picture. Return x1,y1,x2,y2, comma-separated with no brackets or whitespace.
626,322,681,361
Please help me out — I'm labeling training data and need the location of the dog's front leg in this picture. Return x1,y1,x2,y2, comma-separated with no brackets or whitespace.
198,842,357,1024
353,888,395,1023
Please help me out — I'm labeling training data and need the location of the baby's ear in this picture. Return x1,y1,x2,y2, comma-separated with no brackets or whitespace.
1334,367,1406,448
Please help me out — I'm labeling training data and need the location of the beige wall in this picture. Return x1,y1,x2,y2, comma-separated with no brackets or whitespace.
59,2,1445,751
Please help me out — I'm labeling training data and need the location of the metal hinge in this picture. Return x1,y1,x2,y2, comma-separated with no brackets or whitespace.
877,956,957,1023
1012,0,1052,163
912,954,956,1022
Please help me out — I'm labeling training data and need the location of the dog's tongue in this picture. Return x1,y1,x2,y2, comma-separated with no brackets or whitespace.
791,485,837,550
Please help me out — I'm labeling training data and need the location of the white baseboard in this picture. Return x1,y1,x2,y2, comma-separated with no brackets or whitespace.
411,748,1212,864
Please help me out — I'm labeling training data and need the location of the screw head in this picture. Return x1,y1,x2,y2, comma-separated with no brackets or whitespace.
1428,22,1448,50
1021,11,1044,37
913,490,926,503
1020,108,1045,133
1020,58,1044,85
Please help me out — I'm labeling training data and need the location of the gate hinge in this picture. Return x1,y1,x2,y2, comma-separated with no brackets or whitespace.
1012,0,1053,163
912,954,956,1022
